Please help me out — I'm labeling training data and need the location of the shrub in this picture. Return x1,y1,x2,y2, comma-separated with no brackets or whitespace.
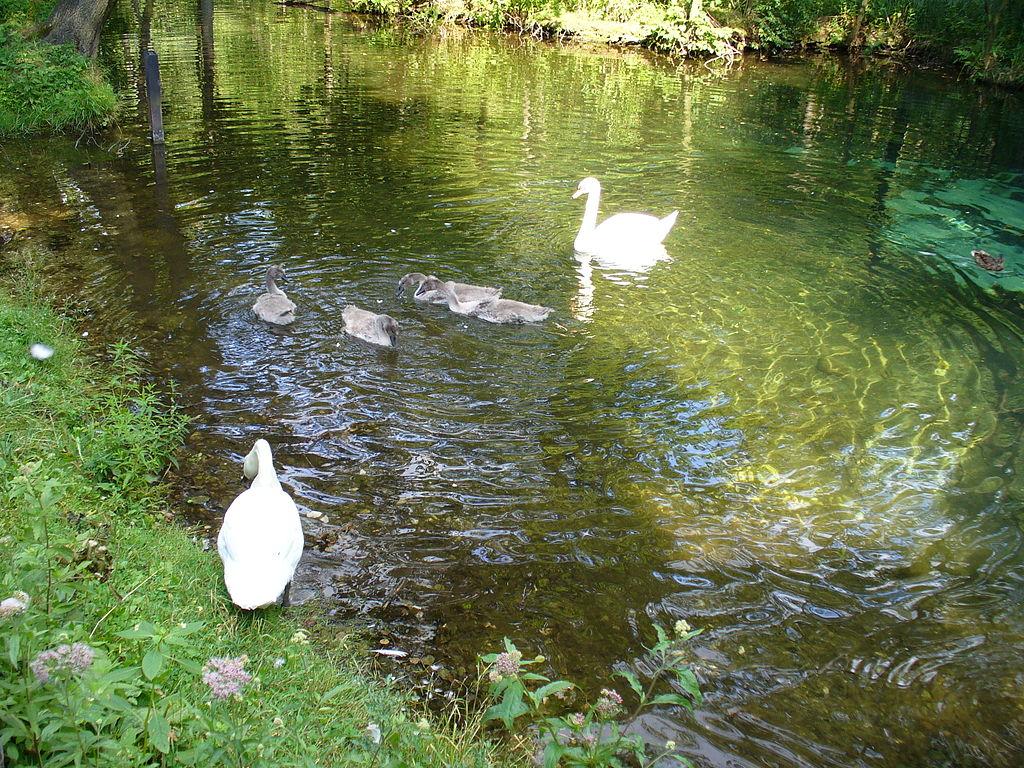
0,24,118,137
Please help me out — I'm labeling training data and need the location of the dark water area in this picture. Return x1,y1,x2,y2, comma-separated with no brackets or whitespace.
2,1,1024,765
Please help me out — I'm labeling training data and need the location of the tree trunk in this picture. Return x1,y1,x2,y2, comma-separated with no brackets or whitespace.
849,0,870,49
983,0,1009,68
42,0,117,58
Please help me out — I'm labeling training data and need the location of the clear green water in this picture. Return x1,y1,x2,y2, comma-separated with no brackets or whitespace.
3,2,1024,765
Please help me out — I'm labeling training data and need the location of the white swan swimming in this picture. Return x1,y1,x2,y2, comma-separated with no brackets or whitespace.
217,439,304,610
572,177,678,265
252,266,296,325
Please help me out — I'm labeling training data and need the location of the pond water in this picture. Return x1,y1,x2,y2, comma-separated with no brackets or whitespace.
3,1,1024,765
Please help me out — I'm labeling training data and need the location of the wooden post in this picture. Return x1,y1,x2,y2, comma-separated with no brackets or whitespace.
143,50,165,144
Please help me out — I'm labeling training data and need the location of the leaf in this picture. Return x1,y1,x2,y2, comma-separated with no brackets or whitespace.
171,656,202,675
543,740,567,768
147,710,171,753
175,620,205,635
535,680,574,702
654,623,669,647
174,748,200,765
115,622,157,640
521,672,550,682
613,669,643,697
104,694,137,713
7,634,20,667
649,693,694,710
674,667,703,705
483,684,530,730
142,649,164,680
626,734,647,761
99,666,142,685
163,622,205,646
319,684,349,704
480,653,499,663
502,637,519,655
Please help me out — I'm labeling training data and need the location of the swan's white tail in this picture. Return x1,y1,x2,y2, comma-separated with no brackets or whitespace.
659,210,679,242
223,562,290,610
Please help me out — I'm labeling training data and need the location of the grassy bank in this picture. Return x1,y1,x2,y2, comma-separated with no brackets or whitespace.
349,0,1024,86
0,247,510,766
0,0,118,137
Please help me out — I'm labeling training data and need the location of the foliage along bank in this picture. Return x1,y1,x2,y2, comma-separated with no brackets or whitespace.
0,243,511,767
0,0,117,137
348,0,1024,87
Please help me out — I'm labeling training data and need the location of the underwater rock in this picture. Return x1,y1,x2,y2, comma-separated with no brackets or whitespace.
972,249,1004,272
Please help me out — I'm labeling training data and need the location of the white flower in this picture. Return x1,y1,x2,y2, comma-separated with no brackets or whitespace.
273,657,286,668
290,630,309,645
29,343,54,360
0,592,30,618
365,723,381,745
674,619,691,636
665,740,677,751
416,717,430,731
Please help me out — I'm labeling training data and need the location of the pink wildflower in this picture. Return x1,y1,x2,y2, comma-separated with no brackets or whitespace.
202,656,251,700
594,688,623,719
568,712,586,728
30,643,95,684
493,650,521,678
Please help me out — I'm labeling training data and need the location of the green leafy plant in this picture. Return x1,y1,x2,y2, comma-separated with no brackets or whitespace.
76,342,187,504
644,4,744,60
113,620,206,756
0,23,118,137
480,621,703,767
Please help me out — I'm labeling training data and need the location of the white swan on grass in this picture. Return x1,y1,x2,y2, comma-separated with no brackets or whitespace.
217,439,304,610
572,177,677,268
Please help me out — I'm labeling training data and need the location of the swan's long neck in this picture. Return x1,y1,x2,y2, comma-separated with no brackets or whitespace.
265,274,283,296
440,284,475,314
578,189,601,239
250,441,281,490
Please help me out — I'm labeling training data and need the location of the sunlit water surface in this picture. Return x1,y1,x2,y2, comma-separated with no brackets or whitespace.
3,1,1024,765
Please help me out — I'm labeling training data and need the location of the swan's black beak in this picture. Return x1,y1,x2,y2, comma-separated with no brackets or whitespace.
395,280,406,298
387,329,398,347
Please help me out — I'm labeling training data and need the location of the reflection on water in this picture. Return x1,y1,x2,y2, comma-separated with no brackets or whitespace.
3,1,1024,765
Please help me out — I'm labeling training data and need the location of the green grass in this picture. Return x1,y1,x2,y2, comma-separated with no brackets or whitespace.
0,0,118,138
0,248,517,767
